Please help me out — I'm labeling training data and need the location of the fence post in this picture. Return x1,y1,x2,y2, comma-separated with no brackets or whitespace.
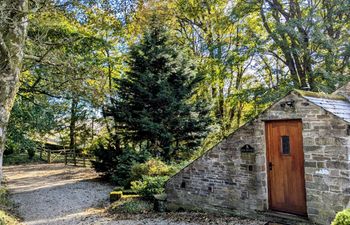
83,154,86,167
39,148,42,160
48,150,51,164
65,150,68,165
73,148,77,166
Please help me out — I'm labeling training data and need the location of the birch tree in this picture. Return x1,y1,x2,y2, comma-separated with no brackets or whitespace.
0,0,28,181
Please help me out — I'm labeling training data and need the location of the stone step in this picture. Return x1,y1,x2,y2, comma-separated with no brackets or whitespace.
258,211,314,225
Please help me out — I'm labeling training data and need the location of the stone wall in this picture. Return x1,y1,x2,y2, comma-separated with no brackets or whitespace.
166,91,350,225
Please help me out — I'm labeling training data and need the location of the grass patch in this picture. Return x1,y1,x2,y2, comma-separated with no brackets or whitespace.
0,186,19,225
121,194,140,199
112,186,124,192
0,210,19,225
109,198,153,214
295,89,347,100
3,152,44,166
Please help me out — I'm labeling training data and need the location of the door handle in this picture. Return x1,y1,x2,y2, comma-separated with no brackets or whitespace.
269,162,273,171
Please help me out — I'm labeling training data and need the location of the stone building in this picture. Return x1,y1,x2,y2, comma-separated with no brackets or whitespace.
166,85,350,225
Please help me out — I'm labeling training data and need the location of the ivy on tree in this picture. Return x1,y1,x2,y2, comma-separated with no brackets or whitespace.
106,23,210,161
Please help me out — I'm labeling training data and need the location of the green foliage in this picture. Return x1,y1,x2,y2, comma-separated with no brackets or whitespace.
6,96,56,155
110,191,123,202
91,138,150,187
0,210,19,225
3,152,43,166
295,90,347,100
0,187,19,225
105,23,211,161
0,188,10,209
27,149,35,159
131,159,173,181
258,0,350,91
109,198,153,214
131,175,169,198
113,186,124,192
21,5,112,159
332,209,350,225
121,194,140,199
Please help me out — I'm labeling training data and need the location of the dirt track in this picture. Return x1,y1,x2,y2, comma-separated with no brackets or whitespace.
4,164,114,225
4,163,266,225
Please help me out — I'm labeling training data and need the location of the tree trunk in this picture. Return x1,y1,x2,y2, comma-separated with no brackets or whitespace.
69,96,78,166
0,0,28,183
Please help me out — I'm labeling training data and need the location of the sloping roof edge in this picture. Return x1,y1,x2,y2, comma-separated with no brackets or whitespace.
294,90,350,124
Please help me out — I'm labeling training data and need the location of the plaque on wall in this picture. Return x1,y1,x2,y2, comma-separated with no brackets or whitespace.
240,144,255,153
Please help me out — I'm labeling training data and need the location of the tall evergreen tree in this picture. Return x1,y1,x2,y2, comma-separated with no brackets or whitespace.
106,24,210,161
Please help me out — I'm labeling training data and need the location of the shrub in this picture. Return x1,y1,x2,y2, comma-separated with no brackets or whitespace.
113,186,124,192
332,209,350,225
109,199,153,214
131,175,169,198
110,191,123,202
91,140,150,187
3,152,43,166
121,194,140,199
122,189,137,195
131,159,171,180
0,188,10,208
27,148,35,159
0,187,19,225
4,146,14,156
0,210,19,225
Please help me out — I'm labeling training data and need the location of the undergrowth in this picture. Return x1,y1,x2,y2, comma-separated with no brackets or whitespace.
0,186,19,225
109,198,153,214
3,153,44,166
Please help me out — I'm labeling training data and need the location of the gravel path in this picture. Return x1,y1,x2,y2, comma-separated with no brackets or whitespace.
4,164,114,225
4,163,266,225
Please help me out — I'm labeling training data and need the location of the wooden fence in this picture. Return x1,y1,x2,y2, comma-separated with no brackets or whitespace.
39,148,95,167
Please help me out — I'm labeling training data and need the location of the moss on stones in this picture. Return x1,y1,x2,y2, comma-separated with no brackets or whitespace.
295,89,348,101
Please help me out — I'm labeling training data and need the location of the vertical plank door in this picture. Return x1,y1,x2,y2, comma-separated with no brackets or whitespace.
265,120,307,216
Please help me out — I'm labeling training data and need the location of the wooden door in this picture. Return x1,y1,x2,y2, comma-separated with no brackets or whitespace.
265,120,307,216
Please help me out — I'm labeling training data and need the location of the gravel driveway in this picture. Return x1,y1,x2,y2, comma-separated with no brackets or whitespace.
4,163,266,225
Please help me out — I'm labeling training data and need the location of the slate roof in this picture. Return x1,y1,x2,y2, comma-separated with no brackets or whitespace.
303,95,350,123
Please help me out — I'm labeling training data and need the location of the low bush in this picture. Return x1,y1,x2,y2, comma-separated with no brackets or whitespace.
110,191,123,202
27,148,35,159
130,159,187,182
109,198,153,214
121,194,140,199
113,186,124,192
0,210,19,225
3,152,43,166
332,209,350,225
131,159,171,180
91,141,150,187
131,175,169,198
4,146,14,156
0,188,11,209
0,187,19,225
122,189,137,195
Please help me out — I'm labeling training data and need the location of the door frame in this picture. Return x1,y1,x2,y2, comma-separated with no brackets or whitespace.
264,119,308,217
